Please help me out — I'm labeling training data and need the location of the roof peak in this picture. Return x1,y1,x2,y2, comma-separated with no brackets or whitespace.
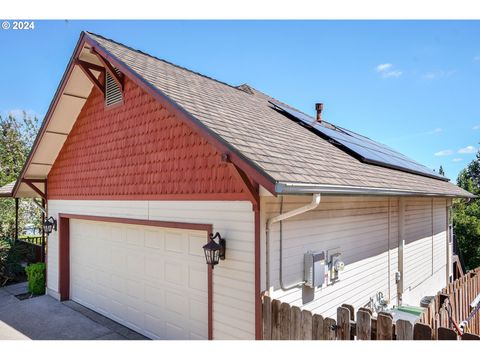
85,31,247,95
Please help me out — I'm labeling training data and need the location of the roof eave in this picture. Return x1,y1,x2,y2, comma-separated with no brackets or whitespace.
275,181,474,198
12,32,90,198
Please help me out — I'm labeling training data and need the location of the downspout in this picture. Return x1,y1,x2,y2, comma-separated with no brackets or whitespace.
397,197,405,305
266,193,321,292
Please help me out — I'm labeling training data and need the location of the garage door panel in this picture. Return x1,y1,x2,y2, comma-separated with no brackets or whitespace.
127,252,145,275
164,261,185,285
126,227,144,246
145,257,163,280
164,231,185,254
70,219,209,340
188,234,207,257
165,290,188,316
145,229,163,249
188,265,207,291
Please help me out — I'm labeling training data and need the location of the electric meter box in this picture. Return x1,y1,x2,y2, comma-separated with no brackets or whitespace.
304,251,325,288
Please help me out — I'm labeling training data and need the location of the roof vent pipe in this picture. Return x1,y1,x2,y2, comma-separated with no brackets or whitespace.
315,103,323,123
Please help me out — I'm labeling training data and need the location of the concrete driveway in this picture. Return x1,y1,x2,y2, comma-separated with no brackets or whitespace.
0,282,147,340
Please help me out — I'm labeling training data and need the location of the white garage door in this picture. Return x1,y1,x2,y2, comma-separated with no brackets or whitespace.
69,219,208,340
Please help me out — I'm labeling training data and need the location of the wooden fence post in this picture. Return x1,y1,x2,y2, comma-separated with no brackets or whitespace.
301,310,313,340
413,323,432,340
437,327,457,340
280,302,291,340
263,296,272,340
312,314,324,340
323,317,336,340
356,310,371,340
290,306,302,340
271,299,281,340
396,319,413,340
337,307,351,340
377,313,393,340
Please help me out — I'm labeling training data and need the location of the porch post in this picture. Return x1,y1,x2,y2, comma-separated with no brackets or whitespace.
14,197,19,242
41,198,45,262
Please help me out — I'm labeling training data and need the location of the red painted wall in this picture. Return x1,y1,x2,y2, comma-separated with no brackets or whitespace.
48,77,249,200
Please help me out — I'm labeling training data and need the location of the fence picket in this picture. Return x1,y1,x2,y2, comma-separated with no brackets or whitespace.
323,317,336,340
263,296,272,340
271,299,281,340
280,302,291,340
437,327,457,340
413,323,432,340
396,320,413,340
356,310,371,340
301,310,313,340
290,306,301,340
312,314,324,340
337,307,350,340
377,313,393,340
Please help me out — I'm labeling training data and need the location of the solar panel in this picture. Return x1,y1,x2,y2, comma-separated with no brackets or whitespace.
269,100,447,181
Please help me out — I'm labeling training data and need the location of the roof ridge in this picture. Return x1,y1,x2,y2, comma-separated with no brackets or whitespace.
85,31,246,94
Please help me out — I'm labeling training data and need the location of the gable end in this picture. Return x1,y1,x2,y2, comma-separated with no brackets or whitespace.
47,77,251,200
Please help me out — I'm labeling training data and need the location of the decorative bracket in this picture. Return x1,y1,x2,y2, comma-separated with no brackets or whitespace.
91,47,124,92
75,59,105,95
222,153,260,210
22,179,46,201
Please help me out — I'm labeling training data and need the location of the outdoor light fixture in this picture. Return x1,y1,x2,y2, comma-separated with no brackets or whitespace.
43,216,57,235
203,232,226,269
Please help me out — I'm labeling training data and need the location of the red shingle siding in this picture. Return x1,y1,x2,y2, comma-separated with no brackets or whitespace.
47,78,249,200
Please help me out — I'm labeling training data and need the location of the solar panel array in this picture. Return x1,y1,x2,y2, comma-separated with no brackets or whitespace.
269,100,447,181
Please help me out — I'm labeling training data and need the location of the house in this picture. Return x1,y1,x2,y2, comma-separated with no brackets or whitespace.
3,31,472,340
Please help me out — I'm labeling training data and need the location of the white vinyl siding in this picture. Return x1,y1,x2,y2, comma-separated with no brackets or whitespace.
261,195,448,318
262,196,396,319
46,200,255,340
404,198,433,291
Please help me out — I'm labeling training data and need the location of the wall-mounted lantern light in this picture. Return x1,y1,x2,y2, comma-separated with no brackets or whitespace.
203,232,226,269
43,216,57,235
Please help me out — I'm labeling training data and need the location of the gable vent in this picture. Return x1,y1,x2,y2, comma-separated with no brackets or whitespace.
105,69,123,107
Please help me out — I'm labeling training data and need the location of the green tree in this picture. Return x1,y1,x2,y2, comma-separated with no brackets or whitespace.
454,150,480,270
0,111,40,239
438,165,445,176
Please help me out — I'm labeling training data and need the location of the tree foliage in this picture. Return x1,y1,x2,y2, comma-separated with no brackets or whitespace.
0,111,40,240
438,165,445,176
454,151,480,270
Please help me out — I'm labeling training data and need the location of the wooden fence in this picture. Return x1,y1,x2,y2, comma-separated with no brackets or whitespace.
420,267,480,336
17,235,43,247
262,295,480,340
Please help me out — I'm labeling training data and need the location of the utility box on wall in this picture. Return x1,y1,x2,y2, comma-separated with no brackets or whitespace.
304,251,326,288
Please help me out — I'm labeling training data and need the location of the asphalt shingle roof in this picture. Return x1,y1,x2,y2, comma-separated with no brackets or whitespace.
0,181,15,197
87,32,471,197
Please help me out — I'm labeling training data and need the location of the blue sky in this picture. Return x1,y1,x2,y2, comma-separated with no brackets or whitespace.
0,20,479,181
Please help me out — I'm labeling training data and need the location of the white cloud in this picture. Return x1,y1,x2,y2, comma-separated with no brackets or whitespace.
376,63,392,72
434,149,453,156
452,158,463,162
375,63,402,78
458,145,477,154
428,128,443,134
422,69,457,80
473,125,480,130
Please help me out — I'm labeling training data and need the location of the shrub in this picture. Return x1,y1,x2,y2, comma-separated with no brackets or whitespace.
25,262,46,295
0,238,27,286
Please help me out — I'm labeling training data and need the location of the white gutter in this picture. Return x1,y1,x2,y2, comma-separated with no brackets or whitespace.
276,182,471,198
265,193,322,292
